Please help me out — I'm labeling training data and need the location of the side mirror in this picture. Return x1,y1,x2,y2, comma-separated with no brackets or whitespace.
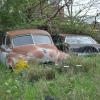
0,45,12,52
1,45,6,50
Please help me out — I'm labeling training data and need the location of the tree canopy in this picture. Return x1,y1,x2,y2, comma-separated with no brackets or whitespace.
0,0,100,35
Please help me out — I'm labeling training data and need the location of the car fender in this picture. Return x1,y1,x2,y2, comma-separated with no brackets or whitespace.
55,50,69,65
6,53,30,69
0,50,8,66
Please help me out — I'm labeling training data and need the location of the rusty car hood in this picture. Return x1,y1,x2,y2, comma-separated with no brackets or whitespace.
12,44,58,54
12,44,59,61
11,44,69,64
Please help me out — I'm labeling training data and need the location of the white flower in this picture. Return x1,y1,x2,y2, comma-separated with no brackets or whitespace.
5,82,9,86
6,90,11,93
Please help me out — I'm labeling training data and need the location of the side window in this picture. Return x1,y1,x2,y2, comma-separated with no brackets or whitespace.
2,36,6,45
2,35,11,48
6,36,11,48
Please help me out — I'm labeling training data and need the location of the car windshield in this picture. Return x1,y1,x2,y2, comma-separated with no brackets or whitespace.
13,34,52,46
33,35,52,44
65,36,96,44
13,35,33,46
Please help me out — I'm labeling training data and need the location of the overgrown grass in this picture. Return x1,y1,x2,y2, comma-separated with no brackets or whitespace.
0,55,100,100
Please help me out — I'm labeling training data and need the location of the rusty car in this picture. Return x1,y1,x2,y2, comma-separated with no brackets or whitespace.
51,34,100,56
0,29,69,70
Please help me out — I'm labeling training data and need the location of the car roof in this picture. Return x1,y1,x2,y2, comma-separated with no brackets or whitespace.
58,34,98,44
59,34,89,38
6,29,50,37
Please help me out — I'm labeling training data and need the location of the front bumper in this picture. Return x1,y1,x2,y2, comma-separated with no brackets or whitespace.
76,52,99,56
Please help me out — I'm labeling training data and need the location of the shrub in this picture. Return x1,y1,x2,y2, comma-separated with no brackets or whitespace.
27,64,55,83
56,53,98,77
45,68,55,80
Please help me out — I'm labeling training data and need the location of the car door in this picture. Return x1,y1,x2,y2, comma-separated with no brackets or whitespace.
0,35,11,65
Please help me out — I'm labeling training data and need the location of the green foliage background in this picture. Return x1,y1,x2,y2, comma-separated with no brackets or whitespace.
0,0,97,35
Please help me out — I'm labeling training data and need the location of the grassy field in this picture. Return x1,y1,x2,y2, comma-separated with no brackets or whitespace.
0,55,100,100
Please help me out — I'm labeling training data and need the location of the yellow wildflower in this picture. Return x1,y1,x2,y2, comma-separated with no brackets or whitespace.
14,58,30,73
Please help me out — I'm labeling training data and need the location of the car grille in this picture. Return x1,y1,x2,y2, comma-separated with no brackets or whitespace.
70,47,99,53
42,60,54,65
